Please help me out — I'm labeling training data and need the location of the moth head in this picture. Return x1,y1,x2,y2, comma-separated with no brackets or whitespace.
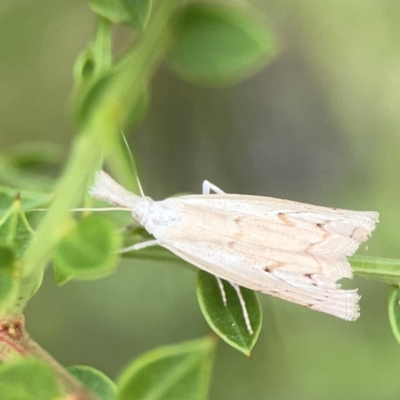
141,200,182,236
131,196,152,223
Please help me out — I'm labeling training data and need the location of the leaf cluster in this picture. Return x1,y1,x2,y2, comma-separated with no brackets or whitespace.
0,0,397,399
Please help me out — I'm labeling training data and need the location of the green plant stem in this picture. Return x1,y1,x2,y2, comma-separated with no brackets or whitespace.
89,1,181,192
93,16,112,74
351,255,400,285
22,132,102,278
21,0,181,286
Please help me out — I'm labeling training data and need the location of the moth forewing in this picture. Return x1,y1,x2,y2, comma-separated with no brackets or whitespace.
172,195,378,257
90,171,379,321
153,208,362,321
157,196,378,281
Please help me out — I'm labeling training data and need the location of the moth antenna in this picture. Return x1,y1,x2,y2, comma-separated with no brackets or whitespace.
72,207,130,212
120,130,145,198
137,179,145,198
30,207,130,212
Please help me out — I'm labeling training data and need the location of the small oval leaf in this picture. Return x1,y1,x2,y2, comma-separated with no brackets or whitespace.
388,286,400,345
4,142,62,170
52,215,122,285
0,358,62,400
117,337,216,400
68,365,116,400
167,3,278,87
197,270,262,356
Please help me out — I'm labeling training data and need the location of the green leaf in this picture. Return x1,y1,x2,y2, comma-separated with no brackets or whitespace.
90,0,130,24
123,0,152,30
0,158,55,192
68,365,116,400
0,186,52,218
0,244,18,304
197,271,261,357
117,337,216,400
0,358,62,400
0,223,43,315
0,196,34,257
167,3,278,87
388,286,400,345
3,142,61,171
351,255,400,285
52,215,122,285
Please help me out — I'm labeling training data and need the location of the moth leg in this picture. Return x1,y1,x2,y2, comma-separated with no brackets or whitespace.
216,277,227,306
119,239,159,253
202,180,226,195
229,283,254,335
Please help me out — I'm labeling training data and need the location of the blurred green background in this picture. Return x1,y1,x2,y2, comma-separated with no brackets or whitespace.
1,1,400,399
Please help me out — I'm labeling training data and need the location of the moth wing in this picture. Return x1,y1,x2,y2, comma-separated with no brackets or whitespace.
151,195,378,320
159,224,360,320
167,195,378,280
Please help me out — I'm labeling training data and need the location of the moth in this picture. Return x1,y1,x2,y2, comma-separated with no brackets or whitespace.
90,171,378,324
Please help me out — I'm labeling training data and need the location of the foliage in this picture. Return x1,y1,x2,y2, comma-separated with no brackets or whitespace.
197,271,261,356
0,359,61,400
117,337,216,400
68,365,117,400
0,0,397,399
